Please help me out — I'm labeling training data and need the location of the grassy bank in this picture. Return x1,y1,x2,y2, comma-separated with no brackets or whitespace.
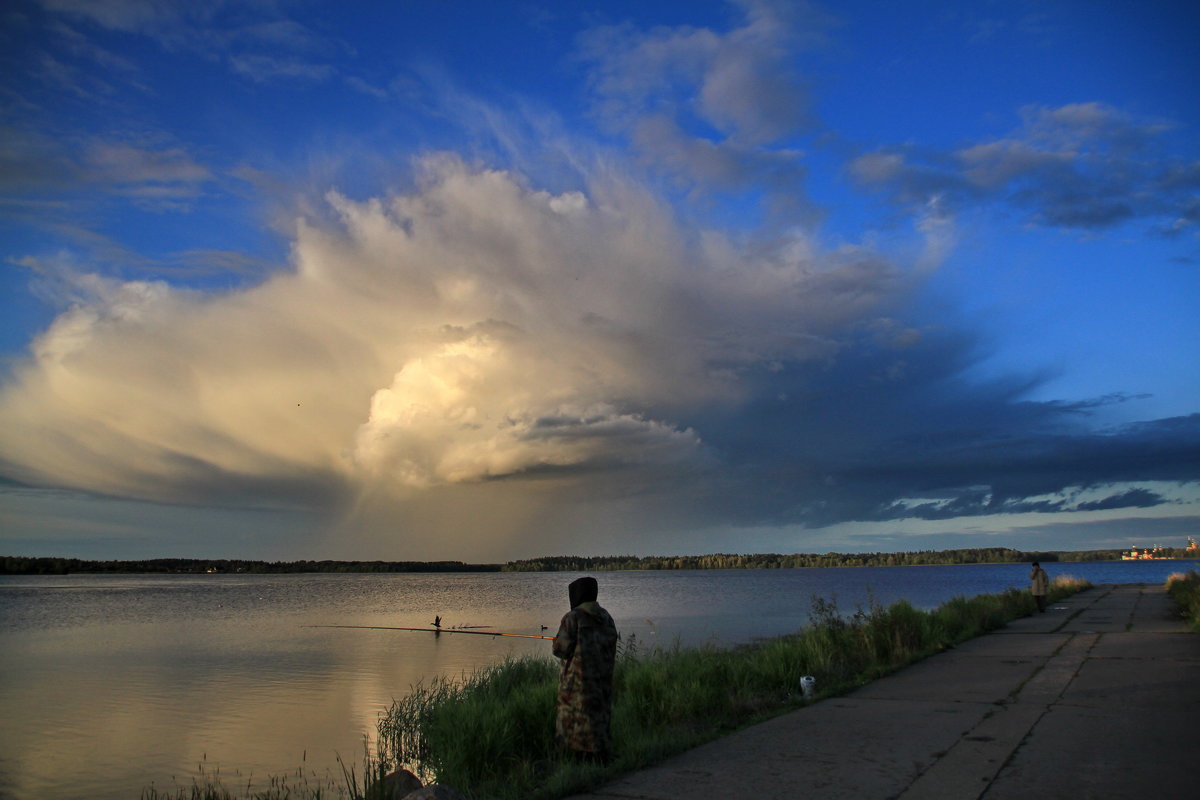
1166,570,1200,629
375,576,1091,800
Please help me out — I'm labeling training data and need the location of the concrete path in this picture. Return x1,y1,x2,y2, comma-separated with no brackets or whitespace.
565,584,1199,800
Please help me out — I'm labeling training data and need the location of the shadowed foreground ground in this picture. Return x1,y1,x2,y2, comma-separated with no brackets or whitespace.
565,584,1198,799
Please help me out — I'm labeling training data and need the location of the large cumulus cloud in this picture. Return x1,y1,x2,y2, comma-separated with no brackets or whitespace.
0,153,918,553
4,151,1195,558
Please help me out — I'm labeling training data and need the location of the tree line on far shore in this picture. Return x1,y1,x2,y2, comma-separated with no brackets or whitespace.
0,556,497,575
6,545,1196,575
497,548,1131,572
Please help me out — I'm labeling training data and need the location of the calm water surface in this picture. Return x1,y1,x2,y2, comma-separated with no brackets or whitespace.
1,560,1195,800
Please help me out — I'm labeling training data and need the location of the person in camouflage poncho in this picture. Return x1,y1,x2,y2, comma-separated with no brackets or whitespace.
552,576,618,761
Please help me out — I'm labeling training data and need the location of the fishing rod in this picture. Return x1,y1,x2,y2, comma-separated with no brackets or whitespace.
305,624,554,640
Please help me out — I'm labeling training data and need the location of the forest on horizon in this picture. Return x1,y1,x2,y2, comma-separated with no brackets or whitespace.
5,545,1193,575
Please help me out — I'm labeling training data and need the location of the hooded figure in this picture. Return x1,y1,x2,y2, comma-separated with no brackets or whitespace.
552,576,619,760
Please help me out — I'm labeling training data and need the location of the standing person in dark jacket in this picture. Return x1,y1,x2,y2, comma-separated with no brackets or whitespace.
552,576,618,763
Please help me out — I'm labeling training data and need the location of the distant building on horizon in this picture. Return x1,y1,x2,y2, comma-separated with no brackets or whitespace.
1121,538,1197,560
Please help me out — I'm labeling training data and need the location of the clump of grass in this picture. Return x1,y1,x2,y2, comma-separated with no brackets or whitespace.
1165,570,1200,629
1048,574,1091,601
140,747,386,800
375,580,1092,800
377,657,559,791
139,770,319,800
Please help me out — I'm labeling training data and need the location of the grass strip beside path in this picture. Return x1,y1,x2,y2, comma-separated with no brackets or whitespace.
1166,570,1200,629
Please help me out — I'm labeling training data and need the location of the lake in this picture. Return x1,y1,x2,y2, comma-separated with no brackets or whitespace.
1,559,1195,799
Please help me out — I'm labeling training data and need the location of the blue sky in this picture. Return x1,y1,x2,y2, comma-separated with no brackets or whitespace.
1,0,1197,561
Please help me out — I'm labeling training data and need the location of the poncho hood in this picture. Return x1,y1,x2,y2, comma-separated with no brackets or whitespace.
569,576,598,609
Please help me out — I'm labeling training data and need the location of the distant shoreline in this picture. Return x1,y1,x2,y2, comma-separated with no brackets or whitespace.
4,547,1196,575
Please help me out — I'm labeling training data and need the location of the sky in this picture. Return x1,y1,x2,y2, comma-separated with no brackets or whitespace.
1,0,1198,562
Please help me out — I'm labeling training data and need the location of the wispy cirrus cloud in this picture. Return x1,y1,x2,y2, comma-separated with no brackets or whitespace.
850,102,1200,233
37,0,340,85
83,142,212,193
578,0,824,217
0,134,214,220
